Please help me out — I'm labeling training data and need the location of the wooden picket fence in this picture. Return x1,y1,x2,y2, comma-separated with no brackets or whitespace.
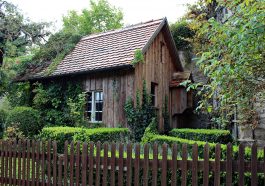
0,140,264,186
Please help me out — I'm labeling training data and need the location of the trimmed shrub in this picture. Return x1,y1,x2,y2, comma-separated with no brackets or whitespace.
169,128,233,144
147,134,263,160
6,107,43,138
38,126,130,152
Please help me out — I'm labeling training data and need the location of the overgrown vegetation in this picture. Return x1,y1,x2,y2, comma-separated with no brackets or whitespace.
170,20,195,51
124,81,156,141
185,0,265,127
131,49,144,66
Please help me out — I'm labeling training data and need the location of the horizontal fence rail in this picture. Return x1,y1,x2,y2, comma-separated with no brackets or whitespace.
0,140,264,185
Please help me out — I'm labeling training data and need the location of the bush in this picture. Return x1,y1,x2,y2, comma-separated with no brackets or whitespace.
5,107,43,138
0,109,7,138
38,126,130,152
169,128,233,144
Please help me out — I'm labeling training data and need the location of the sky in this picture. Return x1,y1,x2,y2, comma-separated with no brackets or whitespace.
10,0,197,30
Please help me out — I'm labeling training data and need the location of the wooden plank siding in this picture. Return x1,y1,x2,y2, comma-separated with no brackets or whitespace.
83,70,134,127
134,31,180,131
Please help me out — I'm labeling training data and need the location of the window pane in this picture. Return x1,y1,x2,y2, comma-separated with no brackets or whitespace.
151,83,155,95
152,95,155,106
95,112,102,121
86,112,91,120
87,102,92,111
87,92,92,101
96,102,103,111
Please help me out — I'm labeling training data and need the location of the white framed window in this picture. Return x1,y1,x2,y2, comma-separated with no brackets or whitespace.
85,91,103,122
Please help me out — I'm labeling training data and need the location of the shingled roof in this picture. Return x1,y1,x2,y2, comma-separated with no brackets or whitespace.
20,18,180,80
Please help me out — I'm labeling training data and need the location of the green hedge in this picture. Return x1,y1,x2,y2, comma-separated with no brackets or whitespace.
38,126,130,152
148,134,263,160
169,128,233,144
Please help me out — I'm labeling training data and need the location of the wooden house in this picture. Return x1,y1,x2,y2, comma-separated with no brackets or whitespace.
20,18,192,131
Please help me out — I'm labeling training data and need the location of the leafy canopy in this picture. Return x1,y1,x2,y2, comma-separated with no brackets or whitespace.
62,0,123,35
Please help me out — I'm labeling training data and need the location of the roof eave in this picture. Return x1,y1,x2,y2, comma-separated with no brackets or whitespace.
17,64,133,82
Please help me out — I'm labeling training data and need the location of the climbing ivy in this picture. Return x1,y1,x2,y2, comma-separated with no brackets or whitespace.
124,81,156,141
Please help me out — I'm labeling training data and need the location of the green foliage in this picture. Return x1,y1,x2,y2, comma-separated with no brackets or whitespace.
0,109,6,138
62,0,123,35
124,81,156,142
169,128,233,144
147,134,263,161
38,126,129,152
187,0,265,126
0,0,50,65
4,126,25,140
67,93,86,127
6,82,31,107
162,96,170,134
131,49,144,66
32,81,84,126
18,31,82,75
170,20,195,50
141,117,158,144
5,106,43,138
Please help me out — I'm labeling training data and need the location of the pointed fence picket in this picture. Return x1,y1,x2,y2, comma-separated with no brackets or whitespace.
0,139,264,185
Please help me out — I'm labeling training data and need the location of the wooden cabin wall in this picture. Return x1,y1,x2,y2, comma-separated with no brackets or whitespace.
134,31,180,132
83,70,134,128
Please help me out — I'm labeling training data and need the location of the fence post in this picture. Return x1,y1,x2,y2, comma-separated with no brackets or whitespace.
88,142,94,186
181,144,188,186
35,141,40,186
75,141,80,186
26,140,31,186
69,141,74,186
203,143,209,186
96,142,101,186
171,143,177,186
118,143,124,186
161,143,168,186
47,140,51,186
53,141,57,186
64,141,68,186
17,140,22,186
41,141,45,186
102,143,108,186
214,143,221,186
110,142,116,186
126,143,132,186
134,143,140,186
226,143,232,186
82,142,88,186
152,143,158,186
251,143,257,186
143,143,149,186
192,143,198,186
238,143,245,186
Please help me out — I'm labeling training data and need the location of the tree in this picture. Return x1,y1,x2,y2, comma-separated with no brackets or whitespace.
0,0,50,66
62,0,123,36
187,0,265,127
170,20,194,51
